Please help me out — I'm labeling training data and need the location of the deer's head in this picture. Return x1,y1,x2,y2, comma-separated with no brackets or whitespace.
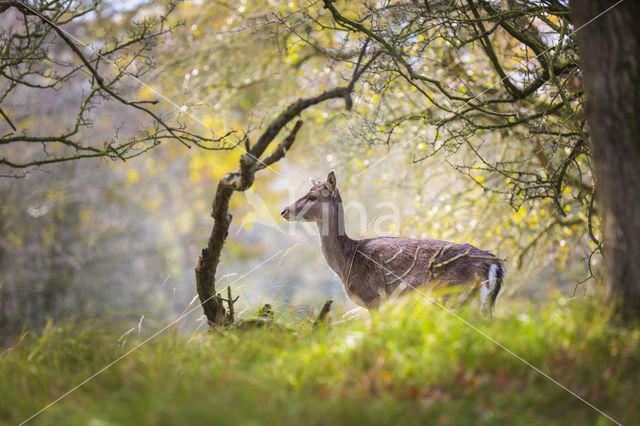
281,171,339,223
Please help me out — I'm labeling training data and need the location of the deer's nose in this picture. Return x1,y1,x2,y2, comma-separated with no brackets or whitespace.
280,208,289,218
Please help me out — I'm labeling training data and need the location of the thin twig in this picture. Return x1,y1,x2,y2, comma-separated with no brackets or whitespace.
313,300,333,328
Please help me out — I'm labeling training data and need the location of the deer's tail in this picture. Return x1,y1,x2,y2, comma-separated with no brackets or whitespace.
489,262,505,307
481,262,505,315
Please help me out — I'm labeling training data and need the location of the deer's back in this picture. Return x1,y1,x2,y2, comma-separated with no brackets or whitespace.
343,236,501,308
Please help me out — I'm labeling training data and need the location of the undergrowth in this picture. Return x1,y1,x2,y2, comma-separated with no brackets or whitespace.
1,295,638,425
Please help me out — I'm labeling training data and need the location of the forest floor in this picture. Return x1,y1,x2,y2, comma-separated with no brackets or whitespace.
1,295,638,425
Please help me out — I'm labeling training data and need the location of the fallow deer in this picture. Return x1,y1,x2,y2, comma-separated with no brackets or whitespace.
281,171,505,315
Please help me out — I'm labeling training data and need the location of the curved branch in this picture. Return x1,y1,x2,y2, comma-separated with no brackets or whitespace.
195,84,359,324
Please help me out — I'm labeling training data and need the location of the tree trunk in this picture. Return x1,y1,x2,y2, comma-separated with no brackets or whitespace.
571,0,640,321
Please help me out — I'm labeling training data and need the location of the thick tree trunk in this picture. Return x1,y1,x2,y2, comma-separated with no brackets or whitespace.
571,0,640,321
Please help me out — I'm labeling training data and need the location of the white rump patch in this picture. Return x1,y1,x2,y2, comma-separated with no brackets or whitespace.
480,264,499,313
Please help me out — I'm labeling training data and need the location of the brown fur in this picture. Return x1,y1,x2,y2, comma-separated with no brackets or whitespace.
281,171,504,311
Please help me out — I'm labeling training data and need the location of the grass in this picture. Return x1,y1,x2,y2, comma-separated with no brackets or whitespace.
1,295,638,425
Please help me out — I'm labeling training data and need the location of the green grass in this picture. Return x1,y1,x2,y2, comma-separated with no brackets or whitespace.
1,296,638,425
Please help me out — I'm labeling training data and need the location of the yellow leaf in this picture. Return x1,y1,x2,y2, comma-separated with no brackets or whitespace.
8,233,23,247
126,169,140,184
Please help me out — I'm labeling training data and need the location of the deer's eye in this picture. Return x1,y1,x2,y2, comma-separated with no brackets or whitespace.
308,195,317,201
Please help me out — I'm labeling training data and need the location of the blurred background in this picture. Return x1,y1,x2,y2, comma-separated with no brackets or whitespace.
0,0,597,339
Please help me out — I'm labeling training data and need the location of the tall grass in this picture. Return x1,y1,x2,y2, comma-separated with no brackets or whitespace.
1,295,638,425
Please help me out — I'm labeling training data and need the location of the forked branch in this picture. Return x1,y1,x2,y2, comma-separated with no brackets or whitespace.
195,79,365,325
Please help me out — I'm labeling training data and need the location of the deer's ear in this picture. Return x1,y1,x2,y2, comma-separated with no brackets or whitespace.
326,170,337,192
309,178,319,186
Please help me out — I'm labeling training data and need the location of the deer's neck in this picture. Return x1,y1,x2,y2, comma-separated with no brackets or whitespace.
317,191,354,278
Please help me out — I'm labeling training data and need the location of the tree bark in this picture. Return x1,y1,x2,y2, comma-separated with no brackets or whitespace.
195,90,355,325
571,0,640,321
